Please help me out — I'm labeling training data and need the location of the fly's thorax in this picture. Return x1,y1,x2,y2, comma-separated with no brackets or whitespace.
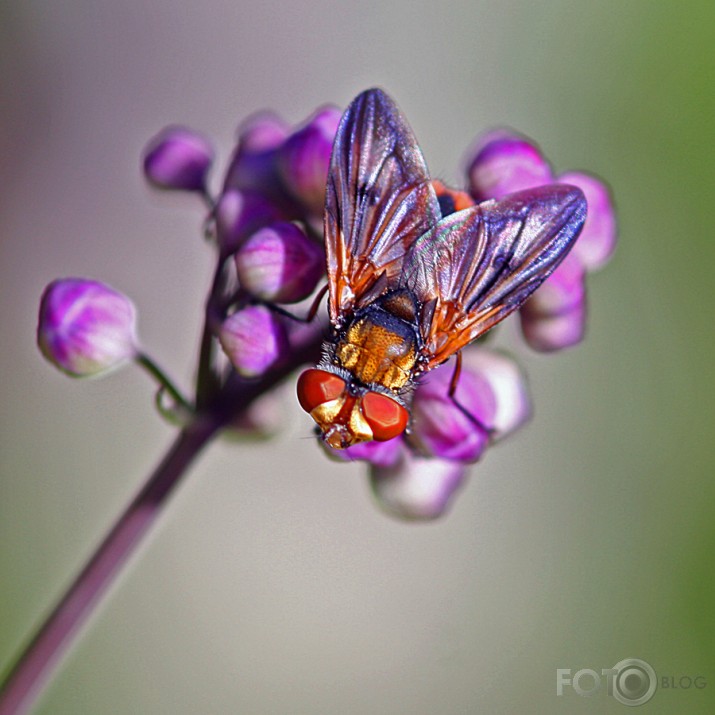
333,291,421,391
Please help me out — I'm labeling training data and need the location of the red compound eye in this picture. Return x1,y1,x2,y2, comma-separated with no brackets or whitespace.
361,391,409,441
297,369,346,413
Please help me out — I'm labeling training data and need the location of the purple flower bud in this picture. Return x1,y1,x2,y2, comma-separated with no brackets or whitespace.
223,114,289,203
519,253,586,351
462,349,531,439
520,302,587,353
37,278,138,377
278,106,341,215
370,452,468,520
558,171,617,271
467,131,553,201
218,305,288,378
142,127,213,192
236,112,290,154
409,362,496,463
215,189,284,254
234,222,324,303
325,435,404,468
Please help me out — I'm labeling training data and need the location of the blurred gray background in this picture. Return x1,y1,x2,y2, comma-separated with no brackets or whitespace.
1,1,714,713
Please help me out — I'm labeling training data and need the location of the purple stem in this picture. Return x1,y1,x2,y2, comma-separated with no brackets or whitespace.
0,415,222,715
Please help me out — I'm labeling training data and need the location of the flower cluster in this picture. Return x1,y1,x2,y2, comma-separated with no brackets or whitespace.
146,107,338,379
36,97,616,521
38,107,337,385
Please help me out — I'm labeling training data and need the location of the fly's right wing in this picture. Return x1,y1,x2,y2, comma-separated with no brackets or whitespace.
400,184,587,368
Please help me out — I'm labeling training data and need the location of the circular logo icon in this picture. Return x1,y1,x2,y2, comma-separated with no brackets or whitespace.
612,658,657,706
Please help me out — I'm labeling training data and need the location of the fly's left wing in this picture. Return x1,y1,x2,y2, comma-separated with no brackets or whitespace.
401,184,587,369
324,88,441,325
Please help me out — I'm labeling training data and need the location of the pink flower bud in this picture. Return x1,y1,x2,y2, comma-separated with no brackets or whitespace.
325,435,404,468
215,189,284,254
278,106,341,214
519,253,586,351
223,114,289,201
467,131,553,201
462,349,531,439
370,453,468,520
37,278,138,377
410,361,496,463
236,112,290,154
559,171,617,271
142,127,213,192
234,222,324,303
218,305,288,378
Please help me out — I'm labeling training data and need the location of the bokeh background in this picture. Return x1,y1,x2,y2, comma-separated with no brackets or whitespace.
1,1,714,713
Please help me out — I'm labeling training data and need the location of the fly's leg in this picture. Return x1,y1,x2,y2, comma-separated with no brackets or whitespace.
263,284,329,324
448,352,495,438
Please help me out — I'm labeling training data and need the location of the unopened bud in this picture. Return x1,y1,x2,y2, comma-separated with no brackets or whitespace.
410,361,496,463
215,189,283,254
218,305,288,377
37,278,138,377
143,127,213,192
278,106,341,214
520,253,586,351
370,453,468,520
559,171,617,271
234,222,324,303
468,131,552,201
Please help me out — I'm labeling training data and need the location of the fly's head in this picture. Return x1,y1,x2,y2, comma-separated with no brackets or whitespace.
297,368,408,449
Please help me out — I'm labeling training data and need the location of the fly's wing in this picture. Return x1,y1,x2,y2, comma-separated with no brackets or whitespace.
401,184,587,368
324,88,441,325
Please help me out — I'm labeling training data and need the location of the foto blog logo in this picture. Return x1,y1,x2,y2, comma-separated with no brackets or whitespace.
557,659,658,706
557,658,707,706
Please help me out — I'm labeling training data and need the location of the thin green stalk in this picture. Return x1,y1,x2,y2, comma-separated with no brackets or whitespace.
135,352,193,412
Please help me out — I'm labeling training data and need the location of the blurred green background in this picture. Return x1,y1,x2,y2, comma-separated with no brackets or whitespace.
1,1,713,713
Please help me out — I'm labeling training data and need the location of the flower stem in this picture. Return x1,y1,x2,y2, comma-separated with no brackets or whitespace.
0,415,222,715
195,254,228,409
0,326,325,715
135,352,193,412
